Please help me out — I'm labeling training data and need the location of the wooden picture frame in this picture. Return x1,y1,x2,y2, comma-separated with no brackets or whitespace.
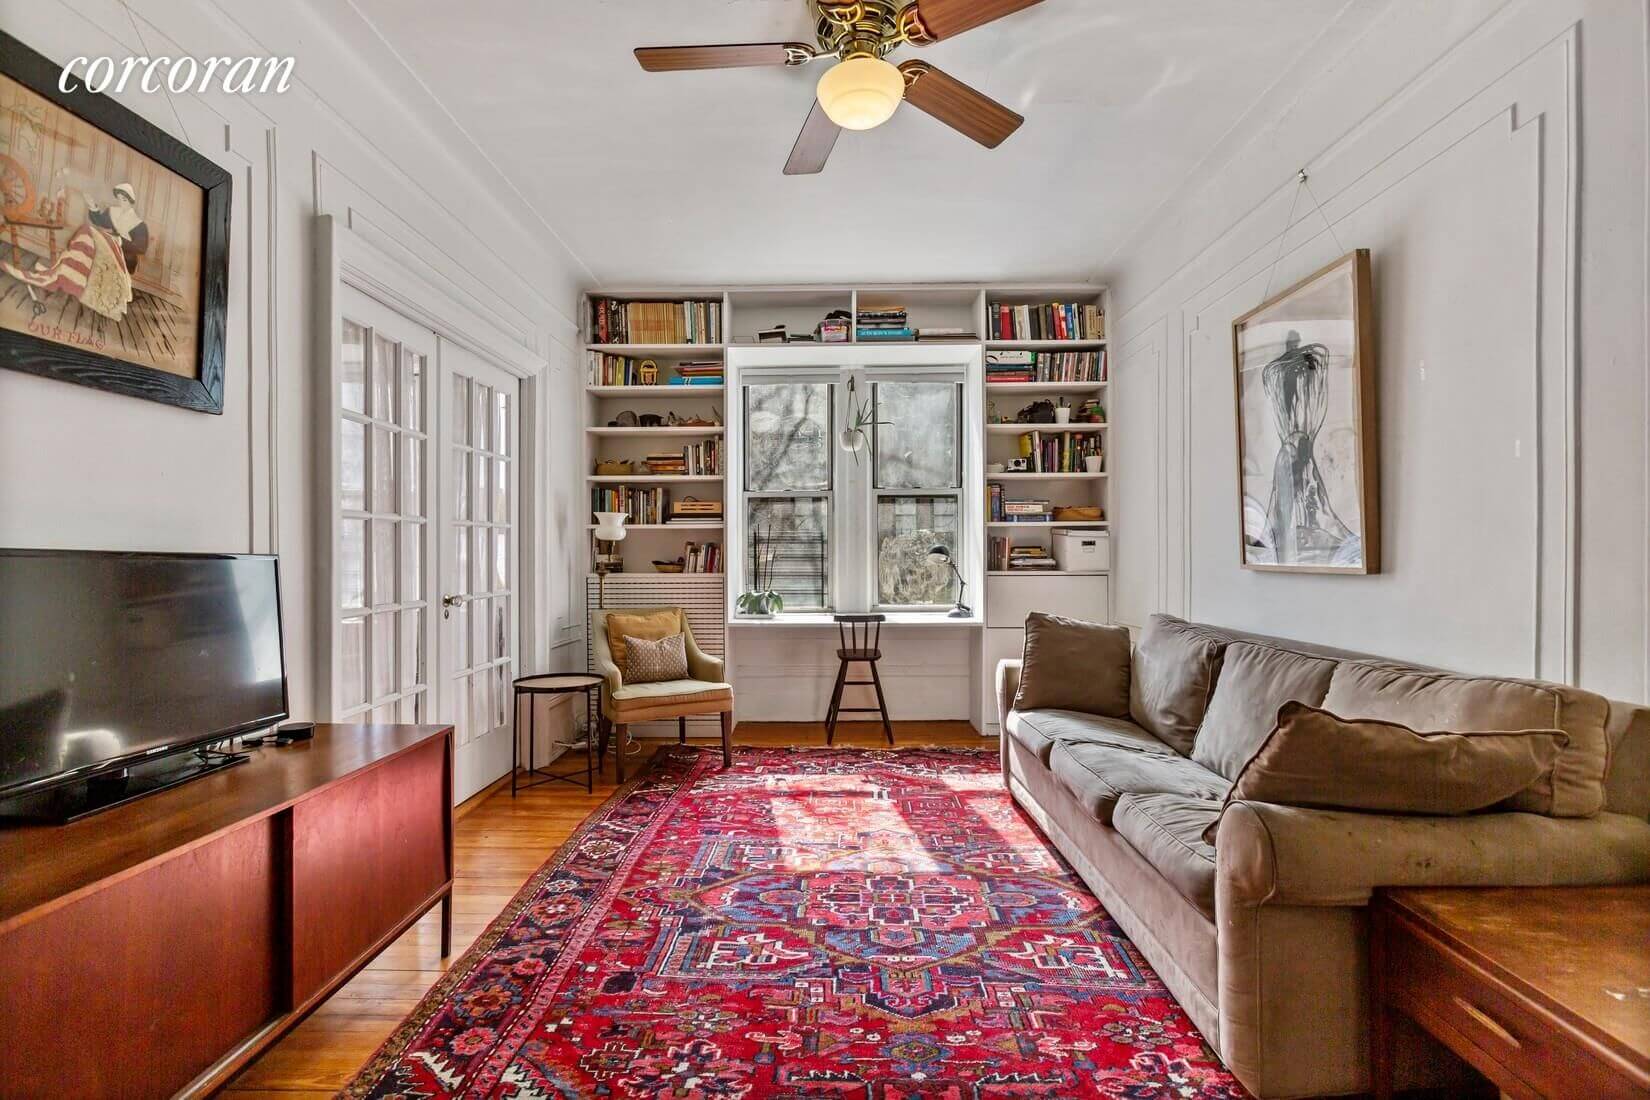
1231,248,1379,574
0,31,230,413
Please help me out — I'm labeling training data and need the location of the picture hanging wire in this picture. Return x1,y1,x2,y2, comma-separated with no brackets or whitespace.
1262,169,1346,300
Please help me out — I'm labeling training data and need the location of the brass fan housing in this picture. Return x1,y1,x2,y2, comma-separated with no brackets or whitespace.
814,1,904,59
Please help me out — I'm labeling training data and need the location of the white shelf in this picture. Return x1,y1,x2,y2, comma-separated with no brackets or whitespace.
987,521,1108,529
585,522,724,531
587,385,724,397
986,381,1107,394
586,474,724,484
987,423,1108,434
986,340,1106,350
988,472,1107,481
586,344,724,356
587,426,724,437
988,569,1109,577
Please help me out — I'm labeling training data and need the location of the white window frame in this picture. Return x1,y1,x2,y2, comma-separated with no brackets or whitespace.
726,344,982,620
865,367,966,612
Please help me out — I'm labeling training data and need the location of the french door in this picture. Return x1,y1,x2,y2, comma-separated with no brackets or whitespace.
436,340,520,802
330,288,519,804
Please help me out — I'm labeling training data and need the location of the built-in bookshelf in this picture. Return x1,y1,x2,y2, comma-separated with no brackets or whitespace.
580,283,1111,732
582,293,730,579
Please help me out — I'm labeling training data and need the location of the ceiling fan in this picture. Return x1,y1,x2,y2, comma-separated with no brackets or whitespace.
635,0,1042,175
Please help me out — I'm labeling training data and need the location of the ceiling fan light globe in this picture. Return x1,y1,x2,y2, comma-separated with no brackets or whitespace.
816,55,904,130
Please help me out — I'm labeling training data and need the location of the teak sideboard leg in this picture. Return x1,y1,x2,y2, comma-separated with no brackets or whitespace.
1370,906,1395,1100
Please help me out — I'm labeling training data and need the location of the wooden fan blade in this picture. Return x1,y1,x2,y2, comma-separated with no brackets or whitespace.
908,0,1042,41
899,62,1023,148
635,43,811,72
784,100,842,175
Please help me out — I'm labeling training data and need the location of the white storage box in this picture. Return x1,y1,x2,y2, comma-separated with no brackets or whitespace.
1051,529,1110,571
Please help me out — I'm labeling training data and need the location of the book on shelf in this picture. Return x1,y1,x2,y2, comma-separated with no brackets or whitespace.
640,439,721,477
586,352,726,388
669,498,723,522
590,298,722,345
916,327,977,340
987,538,1061,571
856,306,910,341
682,541,722,574
988,301,1104,342
591,486,669,526
985,349,1106,383
1016,429,1103,473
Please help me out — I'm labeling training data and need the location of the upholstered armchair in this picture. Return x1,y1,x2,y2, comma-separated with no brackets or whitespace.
590,606,733,781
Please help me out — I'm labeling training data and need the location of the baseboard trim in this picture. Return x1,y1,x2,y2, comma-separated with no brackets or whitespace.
455,773,511,820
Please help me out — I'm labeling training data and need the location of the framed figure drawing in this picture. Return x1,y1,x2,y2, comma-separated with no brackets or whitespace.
0,31,230,413
1231,248,1379,573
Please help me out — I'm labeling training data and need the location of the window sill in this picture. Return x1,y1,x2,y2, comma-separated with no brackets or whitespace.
729,611,983,628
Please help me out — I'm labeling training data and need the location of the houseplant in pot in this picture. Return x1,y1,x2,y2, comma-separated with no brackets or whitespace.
737,524,784,618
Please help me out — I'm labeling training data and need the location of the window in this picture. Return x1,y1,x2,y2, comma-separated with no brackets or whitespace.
738,367,969,615
743,382,832,610
873,380,963,608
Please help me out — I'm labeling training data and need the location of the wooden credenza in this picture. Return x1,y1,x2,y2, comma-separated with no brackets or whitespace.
0,724,453,1099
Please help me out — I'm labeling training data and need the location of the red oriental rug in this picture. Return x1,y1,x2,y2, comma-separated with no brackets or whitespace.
346,747,1244,1098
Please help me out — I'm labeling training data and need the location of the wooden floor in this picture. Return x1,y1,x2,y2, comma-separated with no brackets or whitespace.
224,721,989,1097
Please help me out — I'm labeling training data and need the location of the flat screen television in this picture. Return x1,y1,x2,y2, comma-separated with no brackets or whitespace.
0,549,288,818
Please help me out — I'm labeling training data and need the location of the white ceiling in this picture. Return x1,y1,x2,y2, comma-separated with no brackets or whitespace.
348,0,1351,287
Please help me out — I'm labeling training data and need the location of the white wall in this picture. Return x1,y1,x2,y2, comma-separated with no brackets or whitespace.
0,0,591,718
1107,0,1649,701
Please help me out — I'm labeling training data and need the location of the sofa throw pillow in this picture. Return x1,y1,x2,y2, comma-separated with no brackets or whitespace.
624,632,688,684
1129,614,1228,756
1203,701,1568,842
1013,613,1132,718
605,608,681,668
1191,642,1338,779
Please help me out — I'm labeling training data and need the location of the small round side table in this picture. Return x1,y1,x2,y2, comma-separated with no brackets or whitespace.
511,674,602,794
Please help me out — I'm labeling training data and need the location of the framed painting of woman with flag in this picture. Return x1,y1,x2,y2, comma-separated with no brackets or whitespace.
0,31,230,413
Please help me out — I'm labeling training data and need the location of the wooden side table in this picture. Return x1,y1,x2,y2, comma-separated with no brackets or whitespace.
511,674,602,794
1371,885,1650,1100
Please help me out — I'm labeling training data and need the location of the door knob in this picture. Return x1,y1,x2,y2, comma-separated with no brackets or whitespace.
441,593,465,620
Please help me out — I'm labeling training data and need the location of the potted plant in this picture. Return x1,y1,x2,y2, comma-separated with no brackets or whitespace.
838,379,891,463
737,525,785,618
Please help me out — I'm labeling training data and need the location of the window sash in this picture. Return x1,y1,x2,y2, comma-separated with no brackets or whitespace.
736,364,970,616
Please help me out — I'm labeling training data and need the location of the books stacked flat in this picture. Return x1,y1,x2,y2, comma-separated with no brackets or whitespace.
985,349,1107,383
988,301,1104,341
591,298,722,345
669,498,723,523
643,441,720,476
986,349,1036,384
1008,545,1058,570
987,537,1059,571
669,361,724,385
856,306,912,341
917,326,977,341
682,541,721,574
1000,495,1053,523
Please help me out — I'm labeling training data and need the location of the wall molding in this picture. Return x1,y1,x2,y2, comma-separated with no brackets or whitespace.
1131,18,1579,683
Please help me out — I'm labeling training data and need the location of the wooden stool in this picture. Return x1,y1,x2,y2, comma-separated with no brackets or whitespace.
825,614,893,745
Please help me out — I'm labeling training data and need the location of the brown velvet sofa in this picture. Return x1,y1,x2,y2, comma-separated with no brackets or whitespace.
996,613,1650,1099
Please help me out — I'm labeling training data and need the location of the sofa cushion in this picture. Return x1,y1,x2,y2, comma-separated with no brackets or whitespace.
1129,615,1229,755
1015,613,1132,717
1323,662,1610,817
1204,701,1569,841
1192,642,1339,779
1113,794,1220,919
1008,709,1176,765
1049,740,1230,825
